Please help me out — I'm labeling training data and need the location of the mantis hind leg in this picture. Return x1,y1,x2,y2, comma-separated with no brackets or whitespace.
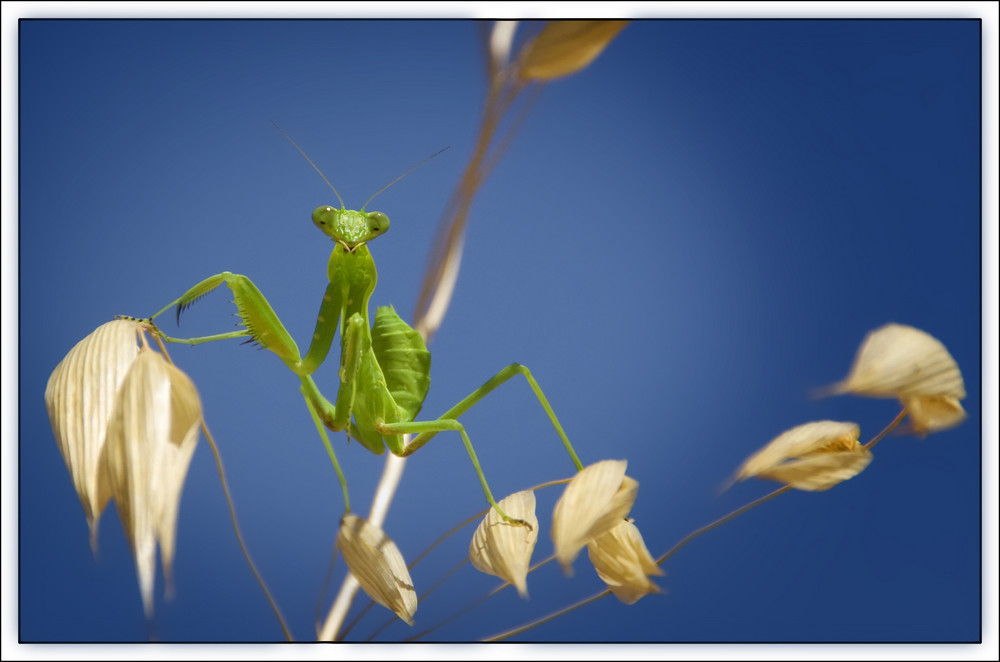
398,363,583,468
377,363,585,525
378,418,530,528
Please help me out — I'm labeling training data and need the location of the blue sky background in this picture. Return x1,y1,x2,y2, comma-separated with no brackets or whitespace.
18,19,984,643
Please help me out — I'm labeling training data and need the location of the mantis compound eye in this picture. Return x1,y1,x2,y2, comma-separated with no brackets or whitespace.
312,205,339,234
366,211,390,236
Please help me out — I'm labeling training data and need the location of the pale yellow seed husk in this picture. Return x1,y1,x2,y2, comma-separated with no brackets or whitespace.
469,490,538,598
832,323,965,400
737,421,861,479
336,514,417,626
44,319,140,544
519,21,629,81
753,451,873,491
587,519,664,605
551,460,637,572
902,394,967,435
736,421,871,491
102,348,202,616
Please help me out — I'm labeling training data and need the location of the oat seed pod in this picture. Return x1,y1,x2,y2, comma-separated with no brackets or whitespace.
828,323,966,434
551,460,638,573
102,347,202,616
587,518,664,605
336,514,417,626
44,319,141,548
735,421,872,492
900,394,967,435
469,490,538,598
519,21,629,81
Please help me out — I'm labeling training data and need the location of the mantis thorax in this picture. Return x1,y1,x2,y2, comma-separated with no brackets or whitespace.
312,206,389,251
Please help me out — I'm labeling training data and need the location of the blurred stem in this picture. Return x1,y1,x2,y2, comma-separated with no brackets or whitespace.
414,40,526,340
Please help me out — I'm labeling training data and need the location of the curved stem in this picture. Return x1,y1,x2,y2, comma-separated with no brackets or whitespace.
152,334,294,641
201,420,294,641
483,585,609,642
657,485,791,566
865,408,908,450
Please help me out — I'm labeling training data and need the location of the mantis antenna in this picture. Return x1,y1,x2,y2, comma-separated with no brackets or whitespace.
270,119,346,209
360,146,450,211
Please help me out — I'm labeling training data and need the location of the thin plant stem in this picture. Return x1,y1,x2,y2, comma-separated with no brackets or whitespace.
657,485,791,566
313,543,341,637
411,508,490,568
150,333,294,642
483,585,609,642
865,408,908,450
407,556,557,643
366,559,471,641
338,591,376,641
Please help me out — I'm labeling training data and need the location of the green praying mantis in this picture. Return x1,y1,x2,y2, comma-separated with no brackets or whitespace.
123,127,584,526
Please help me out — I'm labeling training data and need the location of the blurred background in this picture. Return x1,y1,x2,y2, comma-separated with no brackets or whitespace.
19,19,982,642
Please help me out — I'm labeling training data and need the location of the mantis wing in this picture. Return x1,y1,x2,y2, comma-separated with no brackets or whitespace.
370,305,431,422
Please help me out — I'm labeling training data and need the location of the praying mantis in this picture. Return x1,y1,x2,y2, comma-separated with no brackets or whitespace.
124,127,584,526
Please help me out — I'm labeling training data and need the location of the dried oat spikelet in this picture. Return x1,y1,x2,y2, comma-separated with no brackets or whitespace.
828,323,966,434
900,394,967,435
587,518,664,605
102,347,202,616
551,460,638,573
44,319,140,548
469,490,538,598
735,421,872,492
336,514,417,626
519,21,629,81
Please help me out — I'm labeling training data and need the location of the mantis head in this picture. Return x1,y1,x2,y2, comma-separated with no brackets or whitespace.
270,120,444,251
312,206,389,250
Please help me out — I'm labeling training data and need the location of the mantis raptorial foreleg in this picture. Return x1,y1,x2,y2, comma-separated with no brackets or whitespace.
145,270,351,376
133,269,359,503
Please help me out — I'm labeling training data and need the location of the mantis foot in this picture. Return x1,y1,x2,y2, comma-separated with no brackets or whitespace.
500,515,534,532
